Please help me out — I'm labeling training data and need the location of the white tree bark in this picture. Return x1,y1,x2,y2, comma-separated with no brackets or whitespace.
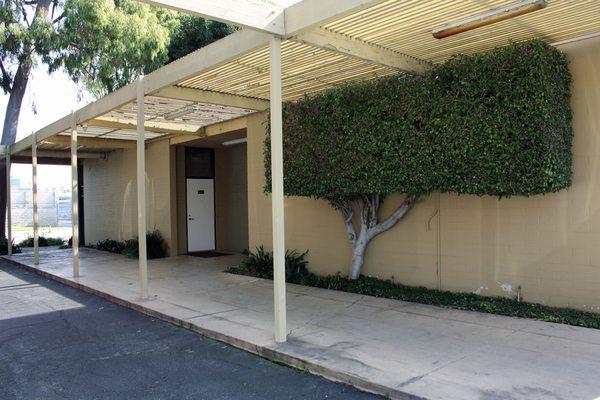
340,194,417,279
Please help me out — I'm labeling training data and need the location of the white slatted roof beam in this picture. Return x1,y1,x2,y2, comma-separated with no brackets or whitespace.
155,86,269,110
137,0,285,35
294,28,431,74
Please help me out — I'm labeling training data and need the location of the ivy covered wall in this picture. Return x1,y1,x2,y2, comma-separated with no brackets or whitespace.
266,39,573,200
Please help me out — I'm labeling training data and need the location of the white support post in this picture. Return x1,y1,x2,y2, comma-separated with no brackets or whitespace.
5,146,11,256
269,36,287,343
137,78,148,299
32,133,39,265
71,112,80,277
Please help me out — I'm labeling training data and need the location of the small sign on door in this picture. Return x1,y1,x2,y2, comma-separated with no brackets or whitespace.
198,190,205,194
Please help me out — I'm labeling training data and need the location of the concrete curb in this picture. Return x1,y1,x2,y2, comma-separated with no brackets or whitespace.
2,256,424,400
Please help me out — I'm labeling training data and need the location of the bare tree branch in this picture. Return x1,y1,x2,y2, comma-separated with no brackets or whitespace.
340,207,356,246
367,195,416,241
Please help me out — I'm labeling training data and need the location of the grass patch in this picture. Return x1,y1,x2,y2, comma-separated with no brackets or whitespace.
227,247,600,330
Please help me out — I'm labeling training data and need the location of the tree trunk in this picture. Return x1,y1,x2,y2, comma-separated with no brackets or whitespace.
0,61,31,237
340,194,417,279
0,0,52,237
349,229,368,279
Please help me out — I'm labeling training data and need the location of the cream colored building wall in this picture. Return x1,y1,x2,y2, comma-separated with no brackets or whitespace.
215,145,249,252
247,36,600,311
83,139,174,255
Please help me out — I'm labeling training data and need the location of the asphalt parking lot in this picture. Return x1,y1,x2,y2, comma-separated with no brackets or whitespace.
0,262,382,400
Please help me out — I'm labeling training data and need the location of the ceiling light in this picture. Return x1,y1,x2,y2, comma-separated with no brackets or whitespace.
222,138,247,146
432,0,546,39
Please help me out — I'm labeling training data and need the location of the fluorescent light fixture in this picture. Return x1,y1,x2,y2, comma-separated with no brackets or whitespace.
222,138,247,146
163,104,198,120
432,0,546,39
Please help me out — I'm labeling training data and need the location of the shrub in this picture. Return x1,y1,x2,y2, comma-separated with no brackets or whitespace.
59,237,73,249
94,230,168,259
18,236,65,248
94,239,126,254
264,39,572,278
267,39,572,199
228,246,309,282
227,252,600,330
0,236,21,255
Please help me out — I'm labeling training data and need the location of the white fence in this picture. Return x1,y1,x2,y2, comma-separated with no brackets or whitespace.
10,189,71,227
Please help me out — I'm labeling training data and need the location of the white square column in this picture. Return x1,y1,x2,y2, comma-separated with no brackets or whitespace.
32,133,39,265
71,111,80,277
5,146,11,256
269,36,287,343
137,77,148,299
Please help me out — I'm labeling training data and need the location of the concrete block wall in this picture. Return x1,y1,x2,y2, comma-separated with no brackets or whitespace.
83,140,174,254
246,36,600,312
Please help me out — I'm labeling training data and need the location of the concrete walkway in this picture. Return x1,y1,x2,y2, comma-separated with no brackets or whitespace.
0,262,380,400
3,248,600,400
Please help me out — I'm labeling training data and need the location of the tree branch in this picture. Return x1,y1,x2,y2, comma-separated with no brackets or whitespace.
0,59,12,93
340,206,357,246
367,195,417,241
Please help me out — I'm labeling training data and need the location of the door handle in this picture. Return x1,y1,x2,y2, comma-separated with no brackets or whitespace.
188,217,195,221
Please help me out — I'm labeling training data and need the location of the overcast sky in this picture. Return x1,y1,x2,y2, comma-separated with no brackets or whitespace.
0,65,92,191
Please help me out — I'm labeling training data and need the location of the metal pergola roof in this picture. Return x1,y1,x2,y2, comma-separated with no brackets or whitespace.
5,0,598,158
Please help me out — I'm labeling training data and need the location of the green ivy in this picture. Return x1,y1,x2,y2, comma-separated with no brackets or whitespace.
265,40,572,201
227,250,600,330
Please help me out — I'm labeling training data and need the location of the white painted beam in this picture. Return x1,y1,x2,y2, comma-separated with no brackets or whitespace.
15,150,105,159
155,86,269,111
5,146,11,256
269,36,287,343
137,0,285,35
137,78,148,300
71,112,80,277
294,28,430,74
88,117,198,136
42,135,136,149
32,133,39,265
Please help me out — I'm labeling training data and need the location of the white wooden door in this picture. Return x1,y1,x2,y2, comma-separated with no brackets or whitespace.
186,178,215,252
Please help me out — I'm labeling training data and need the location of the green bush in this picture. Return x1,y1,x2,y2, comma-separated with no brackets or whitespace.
265,39,572,200
227,252,600,330
0,236,21,255
94,239,126,254
18,236,65,248
228,246,309,282
94,230,168,259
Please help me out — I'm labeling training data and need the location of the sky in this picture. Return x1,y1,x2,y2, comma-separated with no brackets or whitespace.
0,65,92,192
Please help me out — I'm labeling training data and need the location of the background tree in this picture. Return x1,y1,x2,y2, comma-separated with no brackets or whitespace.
0,0,235,238
266,40,572,279
166,14,235,64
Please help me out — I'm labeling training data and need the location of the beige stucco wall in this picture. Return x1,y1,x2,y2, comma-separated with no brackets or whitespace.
215,145,249,252
83,139,174,255
247,36,600,311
